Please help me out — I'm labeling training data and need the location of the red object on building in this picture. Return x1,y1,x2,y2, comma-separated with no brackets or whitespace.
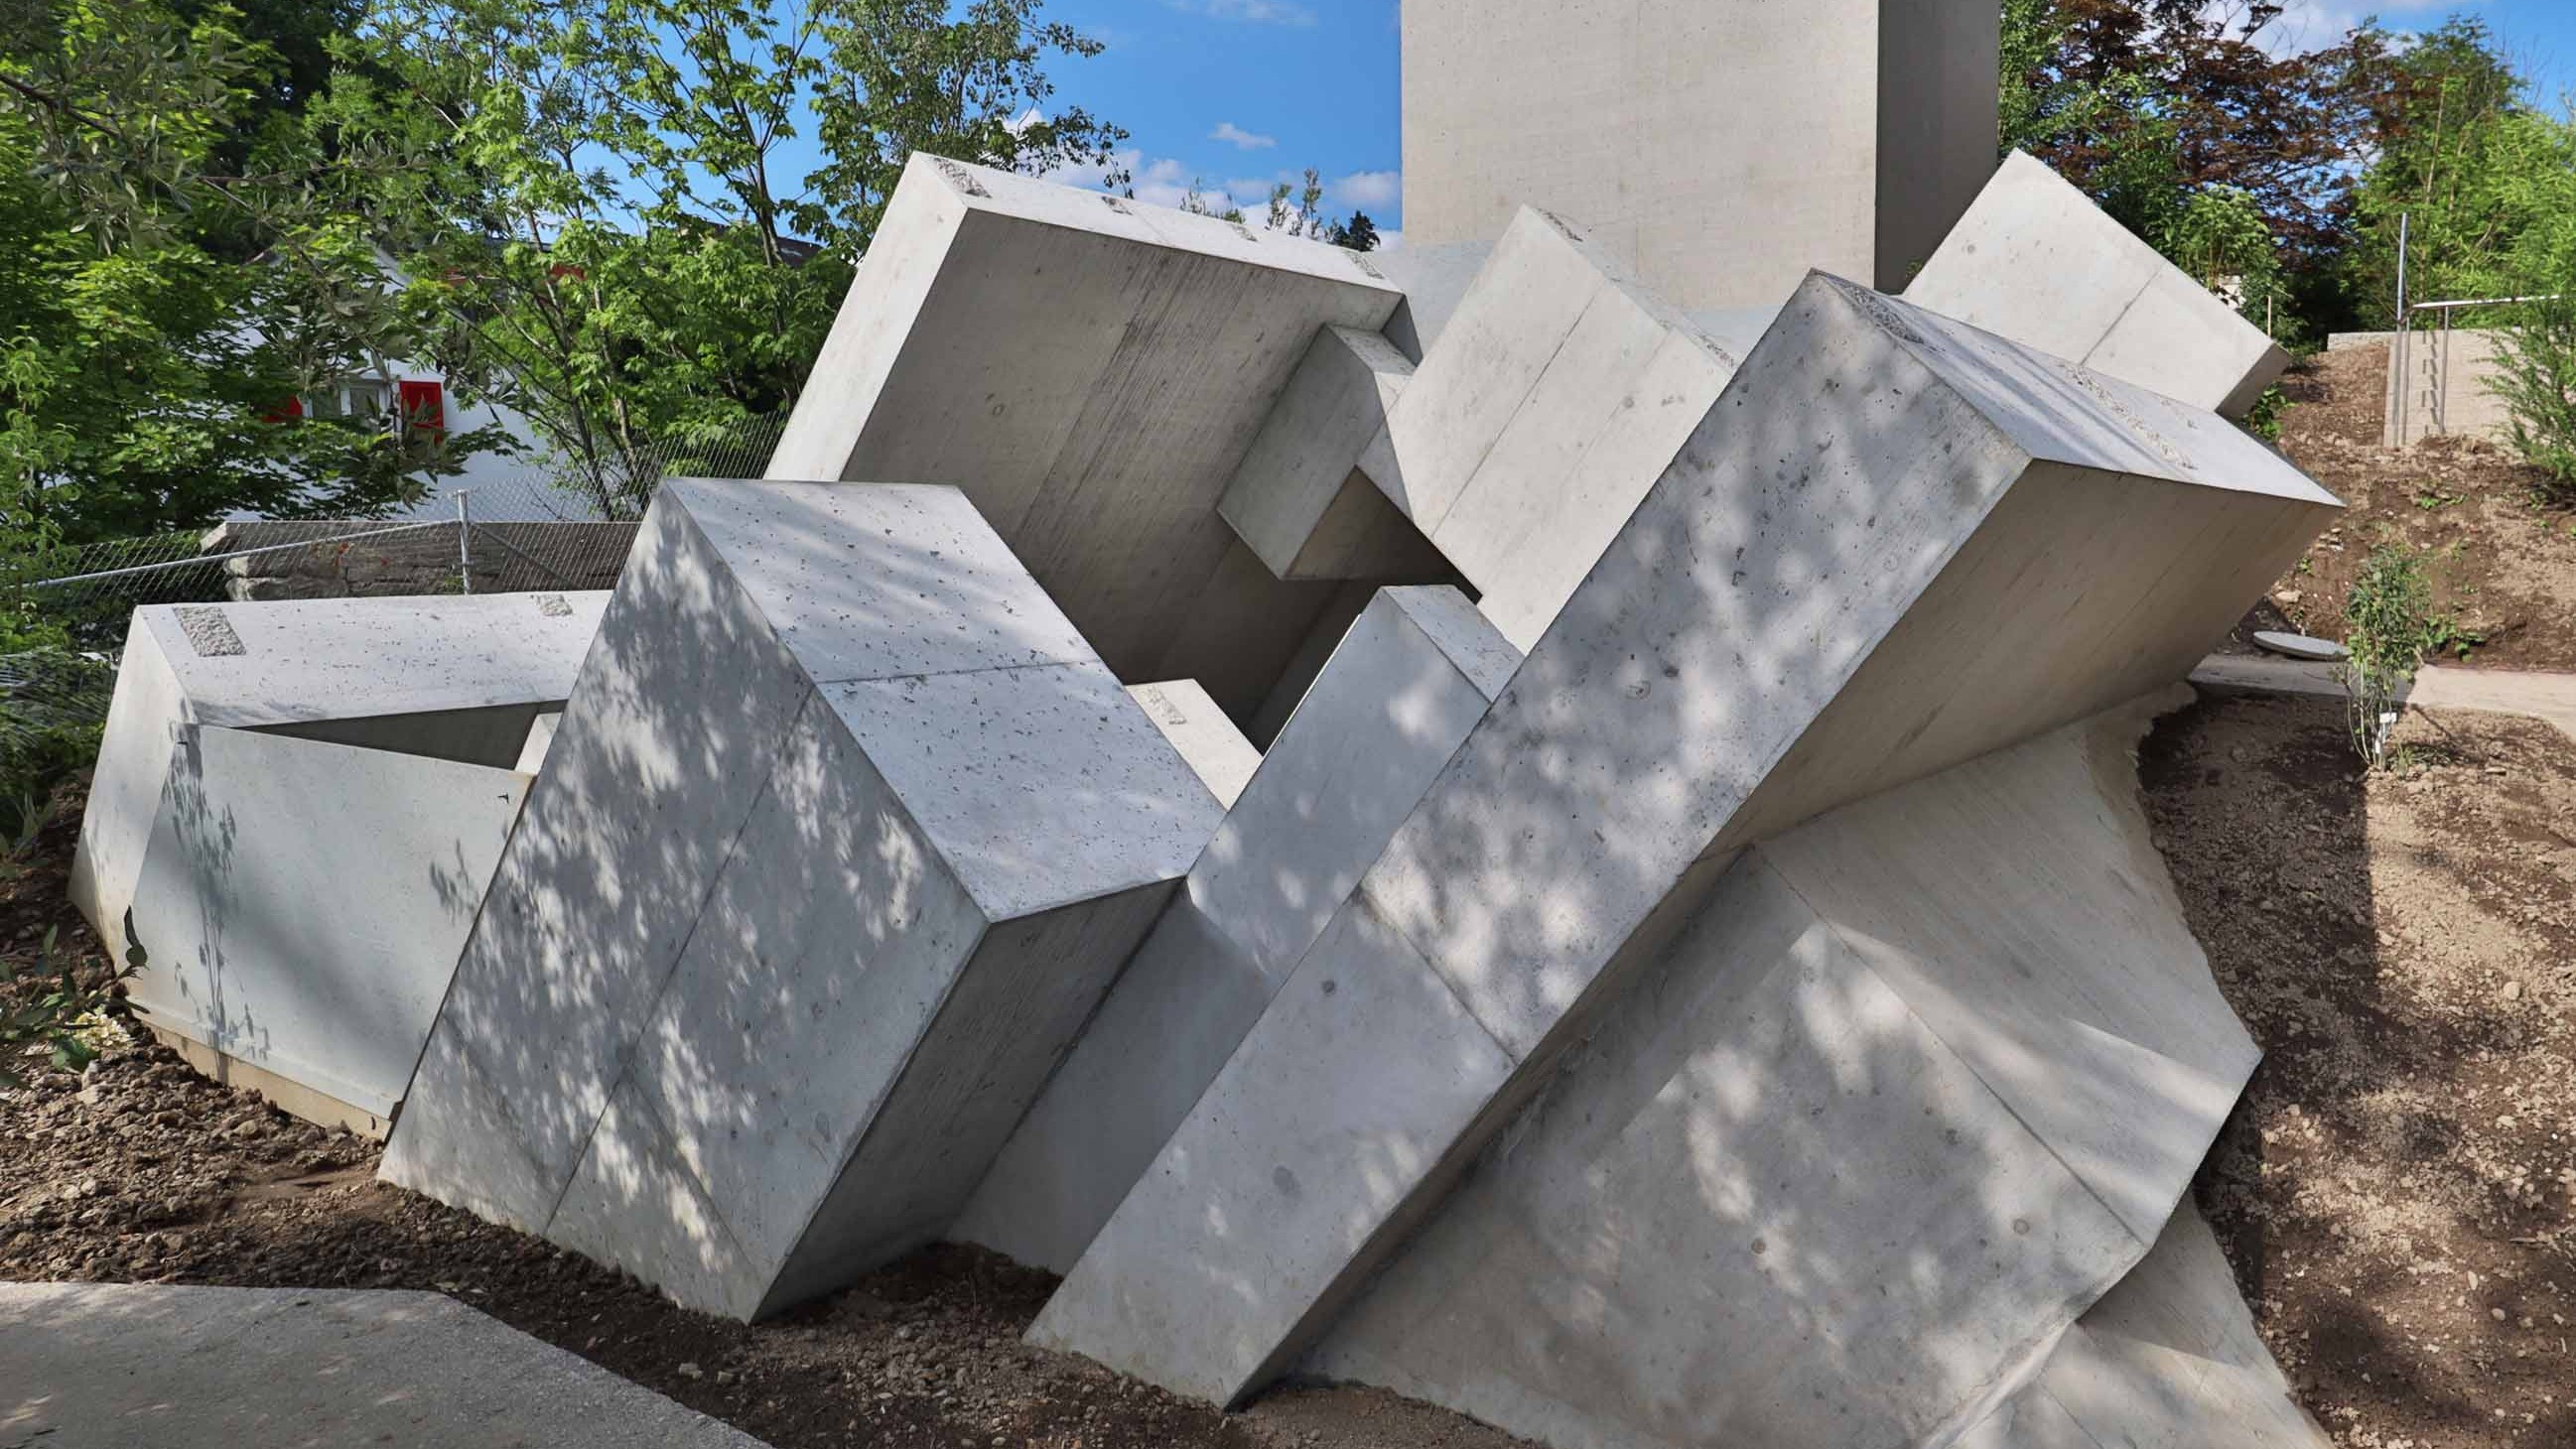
398,379,447,440
262,394,304,424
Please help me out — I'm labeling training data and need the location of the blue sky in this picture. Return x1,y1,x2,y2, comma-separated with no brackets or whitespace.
975,0,2576,246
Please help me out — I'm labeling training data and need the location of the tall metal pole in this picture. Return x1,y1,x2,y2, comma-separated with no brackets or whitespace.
455,490,475,595
2394,212,2411,447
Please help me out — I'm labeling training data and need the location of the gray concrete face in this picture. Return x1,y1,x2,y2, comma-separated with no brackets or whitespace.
0,1282,767,1448
1356,208,1746,650
1125,680,1259,808
1957,1204,2331,1449
1216,327,1443,583
1298,695,2261,1449
123,725,530,1131
1400,0,1998,311
1028,275,2338,1407
380,480,1220,1320
952,588,1519,1273
1905,152,2292,419
71,592,606,966
763,154,1413,724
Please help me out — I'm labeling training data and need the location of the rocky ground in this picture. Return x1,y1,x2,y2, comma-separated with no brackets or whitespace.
2152,693,2576,1447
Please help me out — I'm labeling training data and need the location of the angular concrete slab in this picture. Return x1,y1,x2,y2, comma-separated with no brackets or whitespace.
953,587,1519,1272
124,725,531,1135
1957,1204,2330,1449
1030,275,2338,1407
1216,327,1443,583
72,591,606,965
1125,681,1259,808
764,154,1416,723
0,1282,766,1448
1356,208,1747,649
1906,151,2291,419
1295,695,2262,1449
1401,0,1998,311
381,480,1221,1320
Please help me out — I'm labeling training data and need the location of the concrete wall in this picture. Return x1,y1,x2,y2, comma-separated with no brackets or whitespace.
382,481,1221,1320
123,725,530,1133
1400,0,1997,312
2382,328,2515,448
205,520,637,600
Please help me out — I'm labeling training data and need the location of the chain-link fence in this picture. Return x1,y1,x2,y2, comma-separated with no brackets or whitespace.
14,415,789,649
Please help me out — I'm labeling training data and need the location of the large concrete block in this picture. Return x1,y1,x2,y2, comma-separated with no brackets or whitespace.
764,154,1418,723
380,480,1221,1320
953,587,1519,1272
1356,208,1746,649
1294,695,2262,1449
122,725,531,1135
1216,327,1442,583
1030,275,2338,1406
71,592,606,965
1956,1204,2330,1449
1402,0,1998,311
1906,151,2292,419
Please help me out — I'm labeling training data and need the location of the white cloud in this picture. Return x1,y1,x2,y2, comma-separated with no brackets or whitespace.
1330,170,1402,211
1164,0,1318,26
2237,0,2462,58
1211,122,1278,151
1046,149,1239,214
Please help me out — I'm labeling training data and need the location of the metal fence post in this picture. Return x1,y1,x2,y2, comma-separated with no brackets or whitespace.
455,490,475,595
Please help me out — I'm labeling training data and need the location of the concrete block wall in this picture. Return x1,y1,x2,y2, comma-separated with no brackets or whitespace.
205,520,638,600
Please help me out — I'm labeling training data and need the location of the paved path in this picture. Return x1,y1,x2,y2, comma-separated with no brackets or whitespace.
2191,655,2576,742
0,1282,769,1448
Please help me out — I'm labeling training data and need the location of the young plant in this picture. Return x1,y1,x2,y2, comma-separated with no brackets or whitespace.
2342,544,2439,770
0,927,141,1089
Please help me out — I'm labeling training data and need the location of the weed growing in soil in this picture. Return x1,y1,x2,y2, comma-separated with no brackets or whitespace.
0,925,138,1087
2344,543,2438,768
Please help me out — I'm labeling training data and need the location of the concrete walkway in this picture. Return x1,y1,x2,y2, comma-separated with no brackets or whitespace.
2191,654,2576,742
0,1282,769,1448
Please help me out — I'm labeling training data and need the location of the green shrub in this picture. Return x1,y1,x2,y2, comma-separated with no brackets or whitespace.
2490,295,2576,503
2342,544,2438,770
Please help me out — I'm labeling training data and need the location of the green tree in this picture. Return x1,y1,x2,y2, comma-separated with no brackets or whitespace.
329,0,1124,514
0,0,486,543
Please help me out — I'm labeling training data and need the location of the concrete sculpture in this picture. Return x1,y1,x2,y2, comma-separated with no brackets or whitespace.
83,38,2340,1440
1907,151,2293,419
125,725,531,1135
73,593,605,967
381,481,1222,1319
1026,277,2337,1432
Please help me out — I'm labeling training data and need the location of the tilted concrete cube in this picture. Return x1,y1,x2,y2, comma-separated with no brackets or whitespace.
1124,680,1261,809
1906,152,2292,419
380,480,1222,1320
764,154,1418,726
1215,327,1442,583
72,592,608,966
1354,207,1747,649
1028,275,2338,1412
1958,1204,2330,1448
125,725,531,1135
1294,694,2264,1449
1402,0,1999,312
952,587,1520,1272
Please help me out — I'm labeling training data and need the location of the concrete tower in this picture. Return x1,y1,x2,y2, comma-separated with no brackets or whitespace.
1401,0,2001,312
